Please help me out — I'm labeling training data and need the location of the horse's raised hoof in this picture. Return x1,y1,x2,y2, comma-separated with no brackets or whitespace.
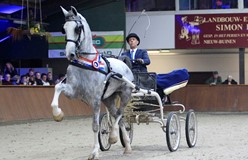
108,136,118,144
53,111,64,122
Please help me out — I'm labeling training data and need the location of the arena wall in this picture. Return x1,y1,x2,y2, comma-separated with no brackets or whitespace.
0,85,247,122
0,86,93,122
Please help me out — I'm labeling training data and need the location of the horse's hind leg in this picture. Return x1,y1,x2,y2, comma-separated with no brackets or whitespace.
102,93,120,144
102,89,132,154
51,82,65,122
118,89,132,154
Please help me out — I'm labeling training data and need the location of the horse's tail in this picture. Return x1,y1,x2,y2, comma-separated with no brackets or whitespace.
118,55,132,70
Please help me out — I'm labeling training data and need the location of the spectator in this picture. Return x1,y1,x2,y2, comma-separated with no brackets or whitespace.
26,68,35,78
19,75,29,85
4,62,19,82
0,74,2,85
35,72,43,85
121,33,151,73
205,71,222,85
47,72,55,85
216,0,223,9
222,75,237,85
55,74,65,84
28,75,36,85
41,73,50,86
13,76,21,85
2,73,13,85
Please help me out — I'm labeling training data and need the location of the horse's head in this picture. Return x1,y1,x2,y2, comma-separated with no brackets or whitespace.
61,6,85,61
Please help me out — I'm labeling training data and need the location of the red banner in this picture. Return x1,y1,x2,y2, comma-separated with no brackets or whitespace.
175,13,248,49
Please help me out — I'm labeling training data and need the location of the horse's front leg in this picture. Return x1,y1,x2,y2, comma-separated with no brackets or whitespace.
88,104,101,160
51,82,65,122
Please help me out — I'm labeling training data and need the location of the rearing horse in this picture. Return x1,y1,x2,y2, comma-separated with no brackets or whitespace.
51,6,133,160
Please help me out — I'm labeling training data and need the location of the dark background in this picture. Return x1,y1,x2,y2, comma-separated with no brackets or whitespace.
0,0,125,77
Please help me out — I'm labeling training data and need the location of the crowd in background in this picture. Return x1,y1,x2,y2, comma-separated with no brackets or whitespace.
0,62,238,86
205,71,238,85
0,62,65,86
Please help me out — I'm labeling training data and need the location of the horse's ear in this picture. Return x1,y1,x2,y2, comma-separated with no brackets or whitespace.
60,6,69,17
71,6,78,16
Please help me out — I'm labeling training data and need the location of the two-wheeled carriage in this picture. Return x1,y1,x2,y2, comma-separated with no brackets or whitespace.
98,70,197,152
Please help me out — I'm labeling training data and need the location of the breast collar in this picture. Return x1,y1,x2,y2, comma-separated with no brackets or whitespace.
72,51,105,72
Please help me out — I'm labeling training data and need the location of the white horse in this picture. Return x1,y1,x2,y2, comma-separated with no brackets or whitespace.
51,6,134,160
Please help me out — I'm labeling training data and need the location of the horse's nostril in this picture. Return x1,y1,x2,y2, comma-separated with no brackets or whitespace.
70,54,75,58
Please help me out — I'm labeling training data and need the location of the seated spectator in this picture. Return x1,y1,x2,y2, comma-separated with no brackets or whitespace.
222,75,237,85
18,75,29,85
4,62,19,83
41,73,50,86
47,72,55,85
35,72,43,85
205,71,222,85
28,75,36,85
55,74,65,84
26,68,35,78
2,74,13,85
0,74,2,85
13,76,21,85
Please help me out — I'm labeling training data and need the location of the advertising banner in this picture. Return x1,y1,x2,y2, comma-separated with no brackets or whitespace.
175,13,248,49
48,31,124,58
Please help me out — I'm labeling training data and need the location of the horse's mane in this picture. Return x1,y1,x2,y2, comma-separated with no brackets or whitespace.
77,13,97,53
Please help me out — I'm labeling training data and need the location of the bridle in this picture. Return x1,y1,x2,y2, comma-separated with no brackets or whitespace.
62,19,85,53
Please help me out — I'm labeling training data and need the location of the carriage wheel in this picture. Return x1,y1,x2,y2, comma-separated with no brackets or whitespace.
98,113,112,151
166,112,181,152
185,109,197,148
119,120,133,147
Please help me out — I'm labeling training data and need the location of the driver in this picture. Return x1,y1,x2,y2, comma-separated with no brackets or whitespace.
122,33,150,73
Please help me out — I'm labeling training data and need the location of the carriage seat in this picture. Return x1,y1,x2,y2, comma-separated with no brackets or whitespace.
163,80,188,95
157,68,189,95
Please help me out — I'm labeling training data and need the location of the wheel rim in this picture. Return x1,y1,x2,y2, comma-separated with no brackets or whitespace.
99,114,111,149
168,114,180,151
187,112,197,146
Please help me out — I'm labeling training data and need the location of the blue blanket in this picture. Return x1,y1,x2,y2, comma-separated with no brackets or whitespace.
157,69,189,90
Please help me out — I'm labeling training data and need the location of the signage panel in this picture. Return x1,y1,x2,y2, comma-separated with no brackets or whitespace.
175,13,248,49
48,31,124,58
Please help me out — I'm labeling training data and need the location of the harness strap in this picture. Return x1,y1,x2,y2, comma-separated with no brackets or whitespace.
101,55,112,72
69,55,121,100
69,61,108,75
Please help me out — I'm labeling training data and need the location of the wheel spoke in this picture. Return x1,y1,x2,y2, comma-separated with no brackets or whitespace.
99,113,112,151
